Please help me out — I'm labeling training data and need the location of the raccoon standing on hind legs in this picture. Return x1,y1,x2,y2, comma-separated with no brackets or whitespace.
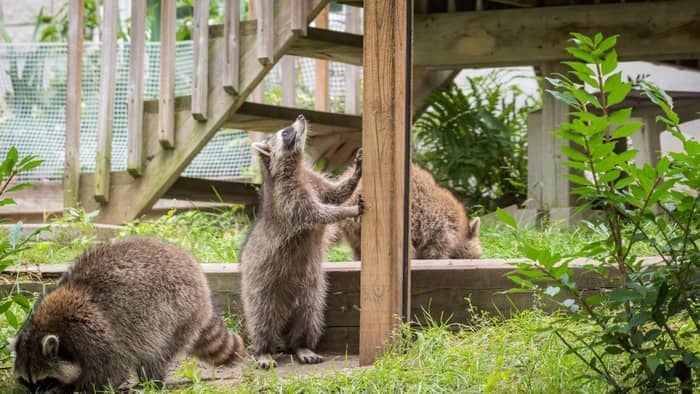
240,115,362,369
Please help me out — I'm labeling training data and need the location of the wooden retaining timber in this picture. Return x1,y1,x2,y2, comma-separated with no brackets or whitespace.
4,259,659,354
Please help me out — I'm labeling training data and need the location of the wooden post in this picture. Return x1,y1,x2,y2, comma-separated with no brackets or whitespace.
159,0,176,148
291,0,307,36
344,5,360,114
127,0,146,176
526,111,543,209
192,0,210,121
64,0,84,208
223,0,241,95
632,115,663,168
539,62,573,222
256,0,273,65
314,6,329,111
280,56,296,107
94,0,119,203
359,0,412,366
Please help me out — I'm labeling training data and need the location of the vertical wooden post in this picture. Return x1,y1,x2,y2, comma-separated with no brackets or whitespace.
127,0,146,176
291,0,307,36
256,0,273,65
344,5,361,114
223,0,241,95
64,0,84,208
526,111,543,209
632,115,663,168
94,0,119,203
192,0,210,121
159,0,176,148
314,6,329,111
280,56,296,107
359,0,412,366
540,62,573,221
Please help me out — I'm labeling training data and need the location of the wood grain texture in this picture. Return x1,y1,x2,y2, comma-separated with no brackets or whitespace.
127,0,146,176
192,0,210,121
291,0,307,36
94,0,119,203
223,0,241,94
414,0,700,68
159,0,176,148
64,0,84,208
256,0,273,64
359,0,411,366
314,6,329,111
286,27,362,66
280,56,296,106
344,6,361,114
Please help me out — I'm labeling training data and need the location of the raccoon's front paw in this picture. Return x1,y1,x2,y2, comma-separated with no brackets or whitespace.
295,348,324,364
356,196,365,216
255,354,276,370
353,148,363,176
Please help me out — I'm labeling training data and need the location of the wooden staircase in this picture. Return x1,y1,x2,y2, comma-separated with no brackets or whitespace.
65,0,455,224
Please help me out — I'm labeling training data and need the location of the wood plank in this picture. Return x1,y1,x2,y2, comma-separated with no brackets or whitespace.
223,101,362,135
159,0,177,148
343,6,361,115
359,0,411,366
127,0,146,176
93,0,119,203
223,0,241,94
286,27,363,66
9,259,654,353
414,0,700,68
280,56,296,106
256,0,273,64
64,0,83,208
85,0,329,224
163,177,259,205
291,0,307,36
314,6,329,111
192,0,210,121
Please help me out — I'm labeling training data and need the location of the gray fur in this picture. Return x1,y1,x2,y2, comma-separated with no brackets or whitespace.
335,162,482,260
240,115,362,368
12,237,243,393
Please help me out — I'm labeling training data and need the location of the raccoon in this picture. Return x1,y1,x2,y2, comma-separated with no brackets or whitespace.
11,237,244,393
337,162,482,260
240,114,362,369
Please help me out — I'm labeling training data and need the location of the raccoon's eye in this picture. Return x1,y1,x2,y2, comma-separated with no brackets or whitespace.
282,128,291,137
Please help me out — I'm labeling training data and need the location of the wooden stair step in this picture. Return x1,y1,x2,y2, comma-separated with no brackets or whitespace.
144,97,362,135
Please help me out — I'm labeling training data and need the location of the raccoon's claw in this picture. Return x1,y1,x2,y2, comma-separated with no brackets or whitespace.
295,348,324,364
353,148,363,175
255,354,276,369
357,196,365,215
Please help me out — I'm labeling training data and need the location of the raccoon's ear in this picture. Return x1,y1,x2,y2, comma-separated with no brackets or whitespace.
7,336,16,351
41,335,60,358
252,141,271,157
467,217,481,239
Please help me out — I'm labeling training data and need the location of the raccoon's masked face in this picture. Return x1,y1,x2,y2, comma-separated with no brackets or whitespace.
11,332,81,394
252,114,308,178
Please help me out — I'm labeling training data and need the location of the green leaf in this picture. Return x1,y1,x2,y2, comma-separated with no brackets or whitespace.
570,32,594,49
5,309,18,329
566,47,597,64
608,108,632,124
547,90,580,108
601,50,618,75
611,122,643,139
0,198,15,207
11,293,30,310
560,146,588,161
0,301,11,314
599,170,621,183
593,33,603,46
565,173,593,186
496,208,517,229
605,346,625,355
614,176,635,189
607,81,632,107
5,182,34,193
597,35,618,53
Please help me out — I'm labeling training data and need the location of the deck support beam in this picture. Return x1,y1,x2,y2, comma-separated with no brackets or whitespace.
359,0,412,366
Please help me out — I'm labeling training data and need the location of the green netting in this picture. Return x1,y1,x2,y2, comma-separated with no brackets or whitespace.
0,7,355,182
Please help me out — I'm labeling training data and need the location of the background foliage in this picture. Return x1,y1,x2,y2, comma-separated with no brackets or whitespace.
413,71,540,214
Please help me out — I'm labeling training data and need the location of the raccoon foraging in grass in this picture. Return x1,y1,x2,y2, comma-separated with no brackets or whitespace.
11,237,243,393
240,114,362,369
338,162,482,260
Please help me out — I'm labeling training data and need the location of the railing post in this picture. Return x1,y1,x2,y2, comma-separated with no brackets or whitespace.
64,0,84,208
314,6,329,111
256,0,273,65
127,0,146,176
159,0,176,148
223,0,241,95
192,0,210,120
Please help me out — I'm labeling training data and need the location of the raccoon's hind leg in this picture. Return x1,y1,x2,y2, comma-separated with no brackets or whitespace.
245,299,287,369
286,281,326,364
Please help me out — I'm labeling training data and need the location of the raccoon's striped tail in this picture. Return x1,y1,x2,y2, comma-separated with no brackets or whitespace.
191,315,245,366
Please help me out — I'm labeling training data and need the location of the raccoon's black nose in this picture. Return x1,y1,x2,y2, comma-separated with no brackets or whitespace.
296,114,305,121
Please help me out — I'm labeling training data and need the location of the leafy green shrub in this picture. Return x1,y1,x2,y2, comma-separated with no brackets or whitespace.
413,72,539,214
0,147,43,368
501,32,699,392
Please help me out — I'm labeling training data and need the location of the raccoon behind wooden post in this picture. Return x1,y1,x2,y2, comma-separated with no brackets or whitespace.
11,237,244,393
240,115,362,369
337,162,482,260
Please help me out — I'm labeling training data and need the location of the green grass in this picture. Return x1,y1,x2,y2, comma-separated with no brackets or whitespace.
0,308,610,393
3,208,657,267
